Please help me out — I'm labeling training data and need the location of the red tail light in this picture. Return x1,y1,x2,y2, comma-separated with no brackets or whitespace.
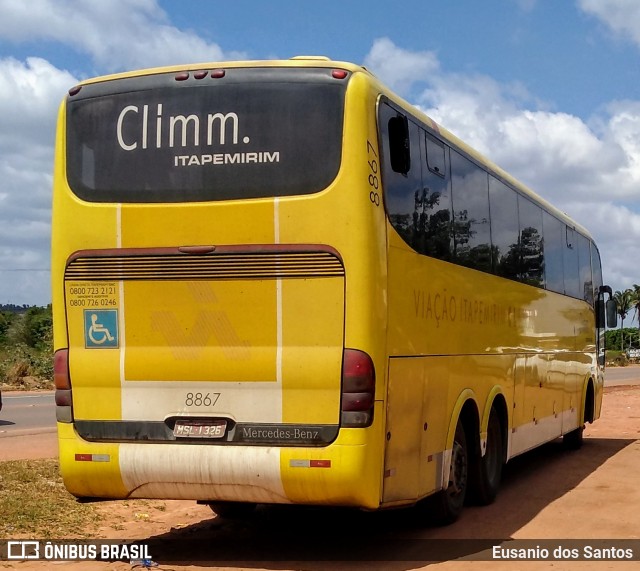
54,349,73,422
54,349,70,389
341,349,375,427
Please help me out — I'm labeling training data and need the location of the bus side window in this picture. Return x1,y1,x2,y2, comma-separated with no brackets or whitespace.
425,133,445,177
489,176,519,281
450,150,492,273
564,226,580,298
577,233,593,304
542,211,565,295
388,115,410,175
517,197,544,288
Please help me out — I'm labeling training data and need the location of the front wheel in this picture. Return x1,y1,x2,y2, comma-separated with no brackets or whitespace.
563,424,584,450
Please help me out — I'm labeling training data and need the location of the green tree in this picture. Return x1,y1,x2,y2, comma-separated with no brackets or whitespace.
20,305,53,349
613,289,634,351
631,284,640,339
0,311,14,343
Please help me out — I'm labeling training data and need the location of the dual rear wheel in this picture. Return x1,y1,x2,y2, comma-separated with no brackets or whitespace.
428,410,504,525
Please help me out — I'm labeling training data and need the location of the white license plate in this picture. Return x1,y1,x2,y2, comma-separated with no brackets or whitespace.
173,420,227,439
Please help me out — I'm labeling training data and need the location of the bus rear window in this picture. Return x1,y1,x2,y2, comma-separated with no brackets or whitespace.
66,68,346,203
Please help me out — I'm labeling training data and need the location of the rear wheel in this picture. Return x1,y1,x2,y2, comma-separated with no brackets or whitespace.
469,411,503,505
207,501,257,520
428,419,468,525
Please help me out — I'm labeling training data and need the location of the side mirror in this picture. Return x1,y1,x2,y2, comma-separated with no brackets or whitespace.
606,299,618,329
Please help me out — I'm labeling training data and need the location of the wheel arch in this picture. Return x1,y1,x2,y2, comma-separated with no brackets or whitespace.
583,377,595,424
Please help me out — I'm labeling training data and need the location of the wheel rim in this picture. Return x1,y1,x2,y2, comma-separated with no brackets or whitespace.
448,438,467,497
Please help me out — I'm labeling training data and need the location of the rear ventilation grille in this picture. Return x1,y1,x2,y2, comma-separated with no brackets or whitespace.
65,249,345,281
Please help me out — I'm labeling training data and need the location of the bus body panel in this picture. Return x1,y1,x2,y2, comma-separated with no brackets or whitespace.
382,228,596,502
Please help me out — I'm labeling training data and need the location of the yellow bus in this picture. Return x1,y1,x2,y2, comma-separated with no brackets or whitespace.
52,57,616,524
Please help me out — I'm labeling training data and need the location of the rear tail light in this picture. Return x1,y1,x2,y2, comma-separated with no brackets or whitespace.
54,349,73,423
341,349,375,427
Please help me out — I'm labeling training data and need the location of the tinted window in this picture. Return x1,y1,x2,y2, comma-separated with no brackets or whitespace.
67,69,345,203
451,150,491,272
518,197,544,287
542,212,564,294
425,133,446,176
591,243,603,299
421,133,453,260
489,177,519,280
577,233,593,304
381,103,453,261
381,105,423,250
564,227,580,298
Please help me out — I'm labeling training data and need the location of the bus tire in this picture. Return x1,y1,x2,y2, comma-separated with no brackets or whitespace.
207,501,257,520
563,424,584,450
427,419,468,525
469,410,503,505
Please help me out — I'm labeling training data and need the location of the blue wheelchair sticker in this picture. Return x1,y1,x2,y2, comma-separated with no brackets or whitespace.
84,310,119,349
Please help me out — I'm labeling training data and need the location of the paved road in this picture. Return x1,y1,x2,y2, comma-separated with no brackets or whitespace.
0,392,55,436
604,364,640,386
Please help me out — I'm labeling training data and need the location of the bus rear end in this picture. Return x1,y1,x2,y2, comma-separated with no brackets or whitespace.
52,61,386,509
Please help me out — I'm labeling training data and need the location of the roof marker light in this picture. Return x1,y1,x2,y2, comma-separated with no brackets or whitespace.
211,69,225,79
175,72,189,81
332,69,348,80
194,70,208,80
68,85,82,96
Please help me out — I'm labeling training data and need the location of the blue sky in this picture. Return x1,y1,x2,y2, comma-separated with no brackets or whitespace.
1,0,640,308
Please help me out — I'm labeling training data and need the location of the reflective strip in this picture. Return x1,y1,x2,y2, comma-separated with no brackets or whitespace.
75,453,110,462
290,459,331,468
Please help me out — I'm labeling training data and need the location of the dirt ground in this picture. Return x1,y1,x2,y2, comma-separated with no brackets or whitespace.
2,384,640,570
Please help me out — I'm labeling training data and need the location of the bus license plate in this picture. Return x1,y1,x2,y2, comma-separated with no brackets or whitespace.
173,420,227,439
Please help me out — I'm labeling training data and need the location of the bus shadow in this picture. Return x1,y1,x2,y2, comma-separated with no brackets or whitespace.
142,437,633,569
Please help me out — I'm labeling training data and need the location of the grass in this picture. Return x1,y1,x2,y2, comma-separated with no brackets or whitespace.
0,459,100,538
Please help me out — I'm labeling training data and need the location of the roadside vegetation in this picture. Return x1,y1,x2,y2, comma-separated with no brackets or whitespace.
0,459,168,538
0,304,53,390
0,459,100,537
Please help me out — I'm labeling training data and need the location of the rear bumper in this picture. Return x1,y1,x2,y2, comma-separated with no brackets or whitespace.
57,408,383,509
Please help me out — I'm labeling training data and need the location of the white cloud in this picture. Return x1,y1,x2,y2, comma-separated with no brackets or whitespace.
0,57,78,304
363,37,439,96
0,0,245,72
578,0,640,46
0,0,246,304
364,38,640,291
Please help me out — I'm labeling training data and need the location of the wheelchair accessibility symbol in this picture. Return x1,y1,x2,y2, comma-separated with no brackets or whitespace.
84,310,119,348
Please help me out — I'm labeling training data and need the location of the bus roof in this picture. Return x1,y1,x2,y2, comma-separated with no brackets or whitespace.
69,57,592,242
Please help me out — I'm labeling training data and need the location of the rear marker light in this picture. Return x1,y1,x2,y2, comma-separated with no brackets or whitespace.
54,349,73,423
332,69,348,79
54,349,70,390
193,70,208,80
68,85,82,96
175,72,189,81
211,69,225,79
